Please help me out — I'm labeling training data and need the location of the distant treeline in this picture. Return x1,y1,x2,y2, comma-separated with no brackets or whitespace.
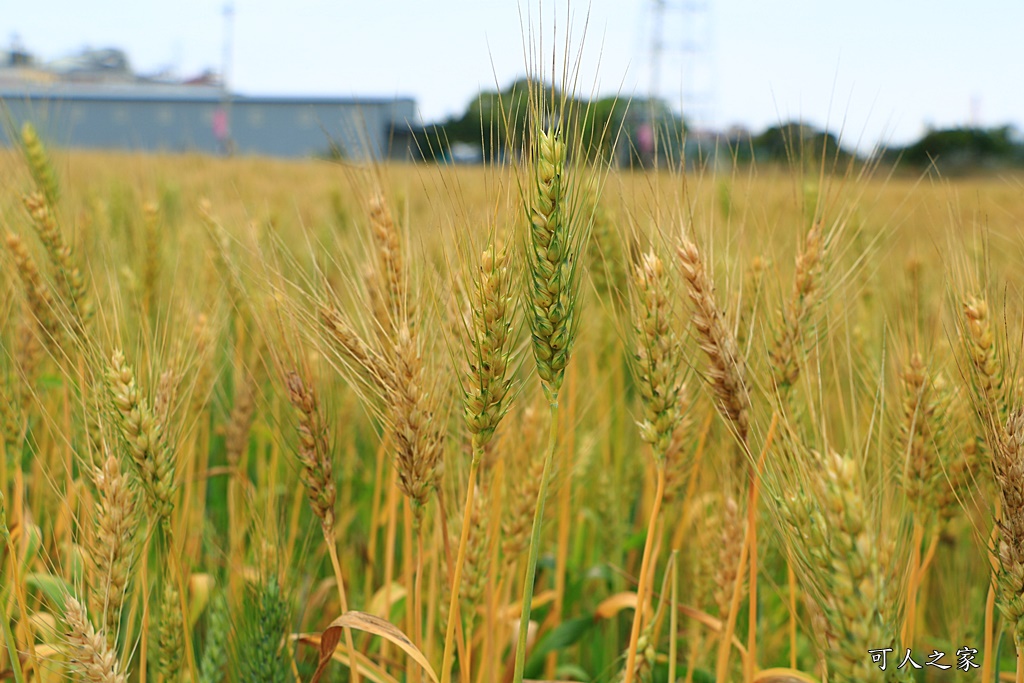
406,79,1024,172
407,78,661,165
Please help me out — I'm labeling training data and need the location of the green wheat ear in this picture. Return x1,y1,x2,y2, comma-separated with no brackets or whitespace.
0,489,8,544
235,575,293,683
526,126,584,403
154,580,184,679
198,592,230,683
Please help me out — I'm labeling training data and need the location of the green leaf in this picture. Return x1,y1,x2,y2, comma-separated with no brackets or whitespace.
38,374,65,390
583,563,615,582
555,663,591,680
18,525,41,577
68,543,86,588
525,615,594,677
623,529,647,552
690,667,714,683
25,572,72,612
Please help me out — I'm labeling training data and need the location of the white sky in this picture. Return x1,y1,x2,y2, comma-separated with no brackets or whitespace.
5,1,1023,150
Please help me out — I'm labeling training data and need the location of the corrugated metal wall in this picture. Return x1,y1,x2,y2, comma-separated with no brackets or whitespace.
0,93,417,159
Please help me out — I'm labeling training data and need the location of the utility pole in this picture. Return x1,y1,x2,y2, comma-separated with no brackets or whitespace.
220,2,236,155
650,0,666,106
647,0,714,132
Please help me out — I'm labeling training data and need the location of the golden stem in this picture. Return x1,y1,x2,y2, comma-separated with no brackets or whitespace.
623,463,666,683
441,455,481,683
745,412,778,683
326,528,361,683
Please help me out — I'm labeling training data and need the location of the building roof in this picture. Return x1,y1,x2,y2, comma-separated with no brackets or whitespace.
0,80,414,107
0,46,414,107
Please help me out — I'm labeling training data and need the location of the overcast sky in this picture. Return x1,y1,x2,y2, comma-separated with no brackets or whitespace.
5,1,1022,150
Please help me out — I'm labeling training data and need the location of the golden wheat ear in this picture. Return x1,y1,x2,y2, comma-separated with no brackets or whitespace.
63,596,128,683
87,453,139,646
991,409,1024,650
678,236,751,447
460,243,518,449
20,122,60,208
5,232,62,354
630,249,688,462
105,349,177,526
285,370,337,534
770,220,825,394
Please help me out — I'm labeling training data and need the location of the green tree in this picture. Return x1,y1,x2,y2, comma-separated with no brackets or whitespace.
900,125,1021,168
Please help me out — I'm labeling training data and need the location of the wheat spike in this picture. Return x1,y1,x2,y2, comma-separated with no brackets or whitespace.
678,237,750,444
462,243,517,449
5,232,61,351
64,596,127,683
390,324,445,522
20,122,60,208
775,448,904,683
770,220,824,392
963,296,1005,422
285,371,336,533
994,408,1024,648
198,593,230,683
899,353,952,523
632,250,686,461
526,127,583,402
154,580,184,678
88,454,138,644
368,192,409,332
319,305,394,392
23,192,90,325
714,496,747,620
106,350,176,524
224,368,256,468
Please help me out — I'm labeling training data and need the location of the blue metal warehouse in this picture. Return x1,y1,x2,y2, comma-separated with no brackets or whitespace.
0,47,418,159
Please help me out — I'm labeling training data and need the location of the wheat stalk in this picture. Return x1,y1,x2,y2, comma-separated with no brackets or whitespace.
898,352,954,646
512,115,592,683
443,240,518,683
284,366,361,683
773,445,906,683
623,249,688,683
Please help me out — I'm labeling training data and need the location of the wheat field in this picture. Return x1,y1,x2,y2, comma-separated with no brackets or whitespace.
2,111,1024,683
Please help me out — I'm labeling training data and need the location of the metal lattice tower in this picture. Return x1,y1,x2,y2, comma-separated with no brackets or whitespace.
648,0,715,131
